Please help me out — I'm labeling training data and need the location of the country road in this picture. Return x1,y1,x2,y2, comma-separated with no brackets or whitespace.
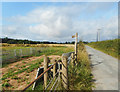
85,45,118,90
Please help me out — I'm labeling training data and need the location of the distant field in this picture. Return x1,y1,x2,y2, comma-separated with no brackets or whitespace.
2,43,74,47
88,39,119,59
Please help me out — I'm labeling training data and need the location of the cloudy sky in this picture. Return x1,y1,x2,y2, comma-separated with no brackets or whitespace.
2,2,118,42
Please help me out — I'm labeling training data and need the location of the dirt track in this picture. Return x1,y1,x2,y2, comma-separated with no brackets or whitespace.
85,45,118,90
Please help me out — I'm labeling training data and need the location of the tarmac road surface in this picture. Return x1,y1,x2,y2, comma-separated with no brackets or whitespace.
85,45,118,90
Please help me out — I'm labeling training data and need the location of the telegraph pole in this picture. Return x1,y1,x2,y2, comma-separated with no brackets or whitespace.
97,29,101,42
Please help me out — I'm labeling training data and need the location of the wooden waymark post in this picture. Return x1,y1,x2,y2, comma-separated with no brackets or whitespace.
72,33,78,61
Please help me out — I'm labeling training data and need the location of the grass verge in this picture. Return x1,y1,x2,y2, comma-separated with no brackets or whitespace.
88,39,119,59
68,41,94,91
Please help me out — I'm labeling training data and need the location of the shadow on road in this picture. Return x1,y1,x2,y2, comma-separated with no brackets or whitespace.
90,62,102,67
88,54,103,68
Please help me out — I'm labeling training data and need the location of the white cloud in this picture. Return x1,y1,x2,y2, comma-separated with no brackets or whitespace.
2,3,118,42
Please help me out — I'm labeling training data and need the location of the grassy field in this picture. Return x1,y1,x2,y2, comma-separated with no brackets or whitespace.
2,46,74,67
1,45,74,90
88,39,119,59
68,41,93,91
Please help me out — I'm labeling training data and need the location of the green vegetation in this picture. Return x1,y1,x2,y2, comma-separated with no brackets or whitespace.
68,41,93,91
2,82,11,87
2,58,43,80
88,39,119,59
2,46,74,67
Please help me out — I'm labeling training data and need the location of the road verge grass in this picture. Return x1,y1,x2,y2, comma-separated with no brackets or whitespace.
68,41,94,91
88,39,119,59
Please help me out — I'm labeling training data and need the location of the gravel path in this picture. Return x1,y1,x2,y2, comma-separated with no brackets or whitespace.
85,45,118,90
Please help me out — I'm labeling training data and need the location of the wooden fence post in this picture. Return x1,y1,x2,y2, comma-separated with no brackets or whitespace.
44,55,49,89
53,60,56,77
71,53,74,67
62,55,68,90
58,61,61,83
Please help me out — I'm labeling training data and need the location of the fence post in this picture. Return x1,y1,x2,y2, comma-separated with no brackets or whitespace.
62,55,68,90
44,55,49,89
71,53,74,67
58,60,61,83
30,48,32,54
53,60,56,77
20,49,22,57
14,49,16,57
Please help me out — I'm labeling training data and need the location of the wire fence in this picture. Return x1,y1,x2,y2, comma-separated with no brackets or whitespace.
2,47,53,65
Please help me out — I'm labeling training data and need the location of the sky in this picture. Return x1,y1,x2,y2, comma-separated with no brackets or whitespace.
1,2,118,42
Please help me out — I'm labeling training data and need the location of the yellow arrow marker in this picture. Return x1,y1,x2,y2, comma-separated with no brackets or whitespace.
72,35,75,38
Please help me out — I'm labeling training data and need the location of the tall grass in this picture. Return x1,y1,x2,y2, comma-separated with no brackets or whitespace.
68,41,93,91
88,39,119,59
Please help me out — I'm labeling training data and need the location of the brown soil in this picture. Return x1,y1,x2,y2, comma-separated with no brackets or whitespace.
1,55,61,90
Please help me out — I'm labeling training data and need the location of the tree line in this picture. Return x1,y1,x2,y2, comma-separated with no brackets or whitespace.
1,37,76,44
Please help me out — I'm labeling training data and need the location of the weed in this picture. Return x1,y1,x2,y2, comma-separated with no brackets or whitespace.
4,79,10,82
11,76,19,80
22,61,27,64
26,74,29,76
2,82,11,87
15,64,19,67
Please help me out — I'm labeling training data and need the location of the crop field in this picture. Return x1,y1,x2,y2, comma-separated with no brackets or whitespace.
88,39,119,59
1,45,74,90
